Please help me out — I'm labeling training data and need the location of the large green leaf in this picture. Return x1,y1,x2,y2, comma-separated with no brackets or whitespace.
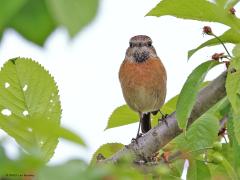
8,0,56,46
90,143,124,165
187,160,211,180
226,57,240,114
176,60,220,130
0,58,60,161
46,0,99,37
147,0,240,29
0,0,28,28
188,29,240,59
172,97,229,152
105,105,138,130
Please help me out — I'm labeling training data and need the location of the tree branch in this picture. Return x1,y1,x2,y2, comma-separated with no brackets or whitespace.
103,71,227,163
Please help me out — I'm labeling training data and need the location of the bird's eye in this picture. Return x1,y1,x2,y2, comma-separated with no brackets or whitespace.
147,42,152,47
129,42,133,48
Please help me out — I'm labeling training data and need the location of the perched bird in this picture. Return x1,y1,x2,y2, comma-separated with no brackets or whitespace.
119,35,167,138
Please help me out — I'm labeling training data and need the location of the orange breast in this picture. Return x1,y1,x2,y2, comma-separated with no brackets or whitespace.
119,57,167,112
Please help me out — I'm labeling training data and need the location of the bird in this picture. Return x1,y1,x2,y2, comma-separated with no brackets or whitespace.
119,35,167,138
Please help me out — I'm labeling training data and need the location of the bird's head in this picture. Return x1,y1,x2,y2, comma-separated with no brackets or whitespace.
125,35,157,63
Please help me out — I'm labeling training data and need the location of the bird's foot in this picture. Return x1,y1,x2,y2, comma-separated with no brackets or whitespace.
158,114,169,127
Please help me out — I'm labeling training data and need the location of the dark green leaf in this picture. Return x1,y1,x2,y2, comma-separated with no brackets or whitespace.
105,105,138,130
176,60,220,130
0,0,28,28
147,0,240,29
8,0,56,46
188,29,240,59
46,0,99,37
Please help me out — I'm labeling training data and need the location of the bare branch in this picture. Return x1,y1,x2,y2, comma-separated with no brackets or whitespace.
103,71,227,163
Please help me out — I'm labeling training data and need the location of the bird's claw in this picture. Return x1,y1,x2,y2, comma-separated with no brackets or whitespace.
158,114,168,126
131,133,143,143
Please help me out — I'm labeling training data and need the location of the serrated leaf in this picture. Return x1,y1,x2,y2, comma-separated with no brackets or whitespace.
147,0,240,29
187,160,211,180
226,58,240,114
105,105,138,130
176,112,219,151
171,97,228,152
90,143,124,165
46,0,99,37
9,0,56,46
0,57,61,162
176,60,220,130
188,29,240,59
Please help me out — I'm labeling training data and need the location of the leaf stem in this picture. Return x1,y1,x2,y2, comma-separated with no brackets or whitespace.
213,34,232,58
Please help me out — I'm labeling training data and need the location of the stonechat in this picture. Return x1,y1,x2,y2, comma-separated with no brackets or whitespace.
119,35,167,137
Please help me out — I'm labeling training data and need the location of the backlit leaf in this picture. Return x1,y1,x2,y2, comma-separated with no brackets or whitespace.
90,143,124,165
147,0,240,29
0,58,60,161
105,105,138,130
46,0,99,37
176,60,220,130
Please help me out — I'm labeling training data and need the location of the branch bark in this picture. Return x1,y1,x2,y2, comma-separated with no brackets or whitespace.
103,71,227,163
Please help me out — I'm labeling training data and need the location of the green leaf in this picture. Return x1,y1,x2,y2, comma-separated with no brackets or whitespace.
220,152,239,180
37,160,89,180
226,58,240,114
215,0,240,9
175,111,220,151
46,0,99,37
187,160,211,180
232,43,240,58
169,159,185,178
147,0,240,29
188,29,240,59
227,111,240,171
90,143,124,165
8,0,56,46
0,0,28,28
0,57,61,161
176,60,220,130
105,105,138,130
172,97,228,152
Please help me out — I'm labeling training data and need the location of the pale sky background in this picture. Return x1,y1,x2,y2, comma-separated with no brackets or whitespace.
0,0,232,166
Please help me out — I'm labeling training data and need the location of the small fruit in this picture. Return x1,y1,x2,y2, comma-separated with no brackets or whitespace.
211,152,224,164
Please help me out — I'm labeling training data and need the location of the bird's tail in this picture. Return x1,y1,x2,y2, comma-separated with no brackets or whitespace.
141,112,151,133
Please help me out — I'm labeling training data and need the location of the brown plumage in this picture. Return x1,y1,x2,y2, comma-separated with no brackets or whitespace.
119,35,167,136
